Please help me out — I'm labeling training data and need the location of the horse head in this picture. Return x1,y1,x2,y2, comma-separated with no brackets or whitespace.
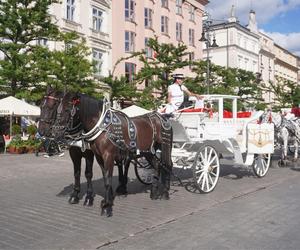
38,86,64,137
51,91,81,140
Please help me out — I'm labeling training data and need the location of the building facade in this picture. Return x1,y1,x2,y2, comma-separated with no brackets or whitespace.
203,8,260,74
49,0,112,78
273,44,298,84
111,0,209,82
205,6,299,104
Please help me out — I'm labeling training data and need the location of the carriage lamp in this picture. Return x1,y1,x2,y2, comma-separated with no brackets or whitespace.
199,12,219,95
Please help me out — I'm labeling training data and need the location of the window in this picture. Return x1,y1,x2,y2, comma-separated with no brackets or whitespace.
189,29,195,46
92,7,103,32
176,0,182,15
161,0,168,8
66,0,75,21
144,8,153,29
37,38,48,47
125,62,136,82
176,22,182,41
125,0,135,21
145,37,153,58
125,31,135,52
93,49,103,76
189,5,195,21
161,16,168,34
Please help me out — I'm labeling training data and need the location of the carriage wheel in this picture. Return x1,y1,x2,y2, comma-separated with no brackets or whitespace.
288,144,300,154
192,145,220,193
252,153,271,177
134,156,154,185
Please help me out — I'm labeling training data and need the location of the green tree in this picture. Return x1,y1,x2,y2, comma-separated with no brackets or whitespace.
263,77,300,110
0,0,60,97
16,32,98,101
187,61,265,110
134,37,190,108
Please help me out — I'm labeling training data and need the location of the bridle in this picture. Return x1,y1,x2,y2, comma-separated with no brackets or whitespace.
39,95,62,125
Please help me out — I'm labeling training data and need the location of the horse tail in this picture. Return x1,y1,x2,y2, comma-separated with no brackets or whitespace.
159,115,173,172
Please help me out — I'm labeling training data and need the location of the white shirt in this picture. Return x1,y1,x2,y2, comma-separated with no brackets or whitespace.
164,83,188,114
168,83,187,108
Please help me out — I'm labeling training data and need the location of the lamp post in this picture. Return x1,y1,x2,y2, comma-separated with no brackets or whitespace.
199,13,218,94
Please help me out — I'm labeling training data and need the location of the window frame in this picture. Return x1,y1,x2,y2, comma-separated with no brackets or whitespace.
92,6,104,32
176,22,182,41
125,0,135,21
161,16,169,34
125,31,136,52
189,28,195,46
125,62,136,82
144,8,153,29
92,48,104,76
161,0,168,8
66,0,75,21
176,0,182,15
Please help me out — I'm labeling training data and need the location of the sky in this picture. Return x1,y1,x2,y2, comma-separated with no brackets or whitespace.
206,0,300,56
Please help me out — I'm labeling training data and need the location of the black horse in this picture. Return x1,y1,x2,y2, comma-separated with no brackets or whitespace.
47,90,173,217
38,87,95,206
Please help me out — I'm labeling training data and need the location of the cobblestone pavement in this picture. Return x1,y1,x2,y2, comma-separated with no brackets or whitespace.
0,153,299,249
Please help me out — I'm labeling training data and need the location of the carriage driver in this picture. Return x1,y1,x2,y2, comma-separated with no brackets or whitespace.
165,73,203,113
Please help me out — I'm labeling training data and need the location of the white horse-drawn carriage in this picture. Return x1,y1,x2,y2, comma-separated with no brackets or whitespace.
169,94,274,193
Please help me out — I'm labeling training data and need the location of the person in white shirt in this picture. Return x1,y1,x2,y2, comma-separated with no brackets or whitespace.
165,73,203,113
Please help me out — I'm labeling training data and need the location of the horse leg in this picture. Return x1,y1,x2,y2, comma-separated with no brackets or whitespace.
293,139,298,162
160,131,173,200
83,150,95,206
69,148,81,204
115,158,129,195
99,157,114,217
150,156,160,200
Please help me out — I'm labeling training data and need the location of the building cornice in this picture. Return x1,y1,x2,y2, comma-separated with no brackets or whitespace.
274,43,299,58
210,22,260,40
275,57,298,72
184,0,209,6
93,0,111,9
259,48,275,59
204,44,259,58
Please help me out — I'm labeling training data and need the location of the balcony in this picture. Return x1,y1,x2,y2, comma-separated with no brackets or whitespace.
89,29,111,46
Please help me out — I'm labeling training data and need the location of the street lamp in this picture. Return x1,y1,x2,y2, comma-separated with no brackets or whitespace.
199,13,218,94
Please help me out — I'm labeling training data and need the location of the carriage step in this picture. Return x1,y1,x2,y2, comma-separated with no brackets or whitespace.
228,138,243,164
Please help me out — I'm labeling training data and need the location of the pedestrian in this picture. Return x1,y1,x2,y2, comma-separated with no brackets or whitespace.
165,73,203,113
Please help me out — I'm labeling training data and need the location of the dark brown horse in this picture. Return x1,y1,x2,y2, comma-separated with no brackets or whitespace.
49,91,173,217
38,87,95,206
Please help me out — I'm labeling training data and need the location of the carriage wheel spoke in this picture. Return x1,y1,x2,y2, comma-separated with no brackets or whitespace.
208,155,217,165
195,167,205,174
197,171,205,184
205,174,210,190
208,173,214,185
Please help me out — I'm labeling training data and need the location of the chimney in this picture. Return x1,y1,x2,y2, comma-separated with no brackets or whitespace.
228,5,237,23
247,10,258,33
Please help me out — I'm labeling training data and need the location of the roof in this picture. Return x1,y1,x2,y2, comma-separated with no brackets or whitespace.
121,105,151,117
0,96,40,116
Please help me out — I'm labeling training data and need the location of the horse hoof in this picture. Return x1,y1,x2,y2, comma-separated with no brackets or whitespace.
161,191,170,200
83,197,94,206
150,192,159,200
116,185,128,195
69,196,79,204
101,207,113,217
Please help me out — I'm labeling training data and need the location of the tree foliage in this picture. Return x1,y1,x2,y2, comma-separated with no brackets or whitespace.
134,37,190,107
0,0,60,97
262,77,300,110
186,60,266,110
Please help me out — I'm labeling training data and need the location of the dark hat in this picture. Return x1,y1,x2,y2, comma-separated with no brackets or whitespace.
172,73,185,79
